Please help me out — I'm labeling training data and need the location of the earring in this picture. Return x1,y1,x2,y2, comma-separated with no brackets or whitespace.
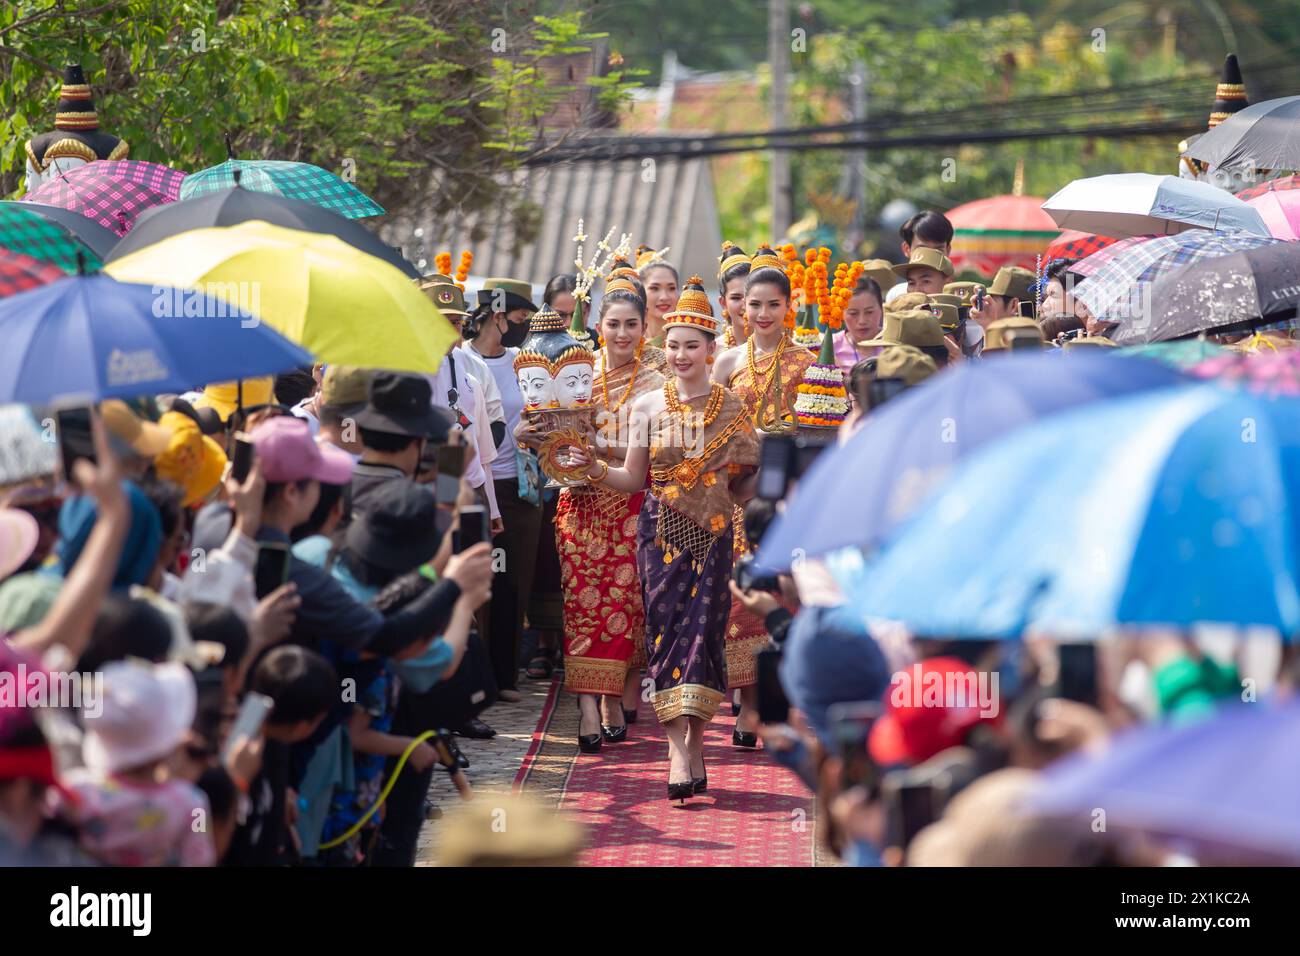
706,354,715,365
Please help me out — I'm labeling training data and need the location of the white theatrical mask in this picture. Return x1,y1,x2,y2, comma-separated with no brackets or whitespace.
518,366,556,409
553,362,594,407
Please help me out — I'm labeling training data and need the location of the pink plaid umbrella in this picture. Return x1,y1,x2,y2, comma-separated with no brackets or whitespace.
23,160,186,237
1189,348,1300,397
1245,190,1300,241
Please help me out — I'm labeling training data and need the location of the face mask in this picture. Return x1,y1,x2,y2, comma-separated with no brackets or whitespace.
500,314,529,348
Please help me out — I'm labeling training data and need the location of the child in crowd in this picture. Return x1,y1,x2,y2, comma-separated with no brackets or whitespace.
59,659,215,866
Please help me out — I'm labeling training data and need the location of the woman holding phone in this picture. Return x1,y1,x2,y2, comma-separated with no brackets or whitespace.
568,277,759,803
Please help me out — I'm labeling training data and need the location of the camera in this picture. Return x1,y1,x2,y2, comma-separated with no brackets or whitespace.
732,555,781,593
755,433,832,502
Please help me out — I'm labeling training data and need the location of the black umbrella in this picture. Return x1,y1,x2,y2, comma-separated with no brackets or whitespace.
5,200,120,259
1186,95,1300,172
1114,241,1300,344
104,185,420,278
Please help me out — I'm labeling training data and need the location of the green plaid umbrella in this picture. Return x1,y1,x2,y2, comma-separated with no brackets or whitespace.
180,160,384,219
0,202,103,274
1121,339,1226,369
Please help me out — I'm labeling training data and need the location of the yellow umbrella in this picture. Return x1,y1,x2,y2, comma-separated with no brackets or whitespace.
105,220,457,373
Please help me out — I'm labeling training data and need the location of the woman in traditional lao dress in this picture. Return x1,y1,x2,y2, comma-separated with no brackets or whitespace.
710,249,815,748
551,278,665,752
571,277,759,803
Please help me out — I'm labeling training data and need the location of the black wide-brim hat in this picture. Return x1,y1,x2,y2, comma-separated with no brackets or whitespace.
354,402,455,442
353,372,455,441
345,483,442,572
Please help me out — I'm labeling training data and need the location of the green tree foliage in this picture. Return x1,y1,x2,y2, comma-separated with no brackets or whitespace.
0,1,638,226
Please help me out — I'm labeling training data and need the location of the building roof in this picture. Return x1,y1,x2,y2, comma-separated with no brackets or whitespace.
383,156,722,291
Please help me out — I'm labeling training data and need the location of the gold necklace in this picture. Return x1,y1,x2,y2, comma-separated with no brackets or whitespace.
599,340,644,414
664,379,724,430
746,333,790,410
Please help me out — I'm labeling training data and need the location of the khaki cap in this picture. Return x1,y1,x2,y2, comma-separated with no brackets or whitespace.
859,258,898,294
929,301,961,330
884,291,931,313
859,310,904,346
100,400,173,458
892,247,955,279
988,267,1036,300
319,366,373,410
942,281,985,303
421,280,468,316
875,345,938,386
861,309,945,349
984,316,1044,351
1063,335,1118,351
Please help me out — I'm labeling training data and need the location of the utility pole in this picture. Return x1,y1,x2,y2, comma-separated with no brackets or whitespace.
769,0,791,241
846,60,867,255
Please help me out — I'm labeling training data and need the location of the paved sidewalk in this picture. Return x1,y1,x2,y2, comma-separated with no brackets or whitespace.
415,676,556,865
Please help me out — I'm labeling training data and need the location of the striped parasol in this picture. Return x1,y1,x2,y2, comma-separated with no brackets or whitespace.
1075,231,1278,322
23,160,186,236
946,195,1060,278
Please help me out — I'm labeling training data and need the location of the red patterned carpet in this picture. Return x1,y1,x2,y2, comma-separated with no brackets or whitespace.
544,698,816,867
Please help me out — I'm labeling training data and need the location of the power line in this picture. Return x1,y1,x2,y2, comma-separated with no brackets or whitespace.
526,54,1300,166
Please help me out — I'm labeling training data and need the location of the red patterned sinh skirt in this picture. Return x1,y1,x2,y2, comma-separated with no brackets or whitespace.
726,505,771,689
556,485,648,696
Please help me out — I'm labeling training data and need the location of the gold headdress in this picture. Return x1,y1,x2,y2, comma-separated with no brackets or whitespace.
662,276,722,336
604,275,642,297
718,241,751,277
636,243,671,271
750,245,784,271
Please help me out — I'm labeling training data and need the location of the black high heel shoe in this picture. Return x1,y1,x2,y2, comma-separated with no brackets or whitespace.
732,728,758,749
579,697,602,753
623,707,638,725
601,723,628,743
667,781,693,804
691,756,707,794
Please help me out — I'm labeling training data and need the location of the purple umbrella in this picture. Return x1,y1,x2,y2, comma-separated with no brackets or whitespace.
1032,698,1300,863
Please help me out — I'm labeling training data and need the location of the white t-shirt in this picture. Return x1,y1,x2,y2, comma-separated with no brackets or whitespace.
468,347,525,482
455,343,505,423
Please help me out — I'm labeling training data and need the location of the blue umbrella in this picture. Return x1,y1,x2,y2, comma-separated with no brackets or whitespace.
841,384,1300,638
1032,698,1300,862
0,274,314,405
757,351,1185,570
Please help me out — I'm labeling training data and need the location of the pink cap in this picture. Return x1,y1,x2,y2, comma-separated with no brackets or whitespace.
251,416,355,485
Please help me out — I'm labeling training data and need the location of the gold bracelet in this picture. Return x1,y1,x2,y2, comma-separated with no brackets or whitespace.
591,459,610,483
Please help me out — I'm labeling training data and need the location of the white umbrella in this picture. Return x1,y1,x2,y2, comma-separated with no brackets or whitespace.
1041,173,1270,239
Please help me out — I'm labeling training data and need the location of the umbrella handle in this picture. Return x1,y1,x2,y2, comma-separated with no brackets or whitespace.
225,132,235,161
